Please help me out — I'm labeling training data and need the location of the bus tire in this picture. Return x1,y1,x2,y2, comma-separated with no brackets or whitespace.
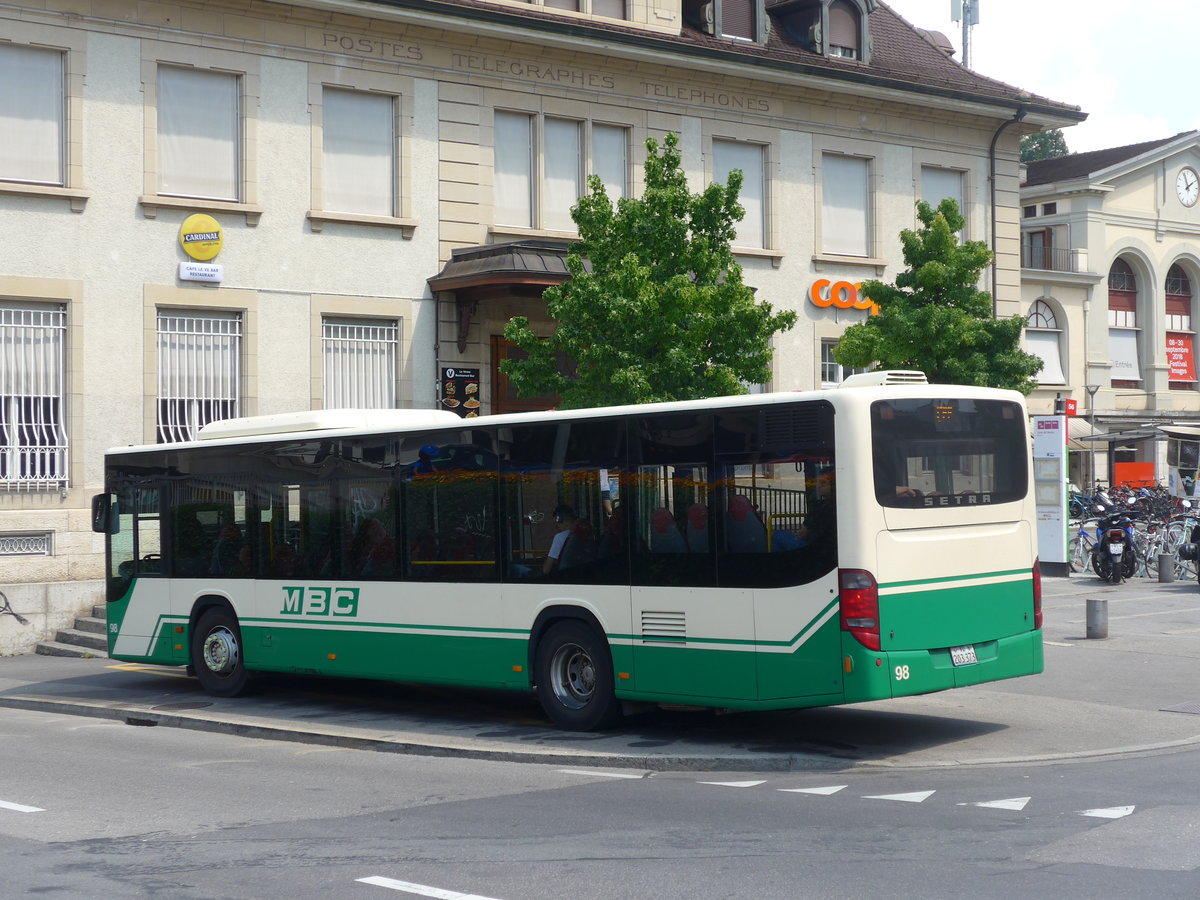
191,607,251,697
534,620,621,731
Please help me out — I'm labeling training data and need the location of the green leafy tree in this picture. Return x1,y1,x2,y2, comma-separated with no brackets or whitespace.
501,132,796,409
1021,129,1069,163
833,198,1042,394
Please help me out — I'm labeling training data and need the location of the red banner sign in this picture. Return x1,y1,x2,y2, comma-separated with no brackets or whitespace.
1168,333,1196,381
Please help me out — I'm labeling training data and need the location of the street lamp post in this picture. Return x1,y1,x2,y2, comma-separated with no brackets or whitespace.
1085,384,1101,489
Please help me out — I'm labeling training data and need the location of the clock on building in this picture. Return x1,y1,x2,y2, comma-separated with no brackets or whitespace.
1178,167,1199,208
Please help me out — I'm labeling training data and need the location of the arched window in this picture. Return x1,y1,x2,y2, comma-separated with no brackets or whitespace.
828,1,861,58
1167,264,1196,390
1025,300,1065,384
1107,258,1139,386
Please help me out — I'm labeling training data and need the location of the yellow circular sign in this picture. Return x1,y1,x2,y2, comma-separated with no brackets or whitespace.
179,214,224,261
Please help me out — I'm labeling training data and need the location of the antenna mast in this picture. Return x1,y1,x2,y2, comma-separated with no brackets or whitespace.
950,0,980,68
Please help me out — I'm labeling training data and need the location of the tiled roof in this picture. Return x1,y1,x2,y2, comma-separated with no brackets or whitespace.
385,0,1083,118
1024,132,1199,185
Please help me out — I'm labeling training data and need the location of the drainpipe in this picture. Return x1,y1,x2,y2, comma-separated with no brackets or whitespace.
989,103,1028,316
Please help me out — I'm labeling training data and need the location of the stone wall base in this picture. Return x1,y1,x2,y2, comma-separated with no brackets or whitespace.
0,580,104,656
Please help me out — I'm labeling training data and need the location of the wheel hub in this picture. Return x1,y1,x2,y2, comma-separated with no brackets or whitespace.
202,626,239,676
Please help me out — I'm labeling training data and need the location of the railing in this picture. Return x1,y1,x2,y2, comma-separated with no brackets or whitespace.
1022,245,1087,273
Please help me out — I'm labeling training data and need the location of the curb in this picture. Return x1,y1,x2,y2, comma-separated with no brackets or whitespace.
6,693,1200,773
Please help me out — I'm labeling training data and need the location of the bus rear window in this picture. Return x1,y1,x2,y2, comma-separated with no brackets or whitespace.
871,398,1028,509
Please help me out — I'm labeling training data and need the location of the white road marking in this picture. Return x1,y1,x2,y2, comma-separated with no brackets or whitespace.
778,785,847,796
0,800,45,813
1043,641,1073,647
698,780,768,788
958,797,1031,811
863,790,936,803
356,876,505,899
1080,805,1135,819
557,769,644,779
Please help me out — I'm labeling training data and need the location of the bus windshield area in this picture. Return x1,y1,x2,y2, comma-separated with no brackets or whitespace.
871,398,1028,509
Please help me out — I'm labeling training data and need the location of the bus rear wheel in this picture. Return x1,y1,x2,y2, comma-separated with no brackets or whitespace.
535,620,621,731
191,607,251,697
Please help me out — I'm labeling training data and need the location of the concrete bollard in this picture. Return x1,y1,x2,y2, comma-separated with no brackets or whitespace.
1086,598,1108,639
1159,554,1175,583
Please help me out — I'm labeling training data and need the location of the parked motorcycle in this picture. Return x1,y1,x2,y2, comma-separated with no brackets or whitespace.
1090,499,1137,584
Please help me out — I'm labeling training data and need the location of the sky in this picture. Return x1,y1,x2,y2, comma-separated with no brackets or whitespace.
884,0,1196,154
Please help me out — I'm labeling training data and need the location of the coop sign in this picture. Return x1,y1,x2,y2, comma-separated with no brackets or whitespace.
280,586,360,617
808,280,879,316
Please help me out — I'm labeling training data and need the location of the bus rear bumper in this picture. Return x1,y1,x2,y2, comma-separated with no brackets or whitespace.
841,630,1044,702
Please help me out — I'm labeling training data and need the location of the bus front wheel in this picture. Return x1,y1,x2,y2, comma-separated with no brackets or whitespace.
191,607,250,697
535,620,622,731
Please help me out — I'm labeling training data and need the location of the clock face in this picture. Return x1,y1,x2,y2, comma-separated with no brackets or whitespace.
1178,167,1199,208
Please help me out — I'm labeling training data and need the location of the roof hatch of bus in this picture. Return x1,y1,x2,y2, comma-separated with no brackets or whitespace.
839,370,928,387
196,409,462,440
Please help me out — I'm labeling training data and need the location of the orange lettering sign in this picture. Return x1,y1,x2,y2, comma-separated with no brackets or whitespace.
808,280,879,316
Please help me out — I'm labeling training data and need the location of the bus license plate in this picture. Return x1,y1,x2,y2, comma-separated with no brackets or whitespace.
950,645,978,667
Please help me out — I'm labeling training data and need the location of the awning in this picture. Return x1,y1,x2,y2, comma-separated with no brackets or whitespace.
1067,416,1104,451
1158,423,1200,439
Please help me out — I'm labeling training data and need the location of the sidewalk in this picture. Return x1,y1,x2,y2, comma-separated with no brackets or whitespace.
1,573,1198,772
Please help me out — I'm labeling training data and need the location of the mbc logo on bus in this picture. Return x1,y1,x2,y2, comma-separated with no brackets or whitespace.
809,280,879,316
280,586,360,617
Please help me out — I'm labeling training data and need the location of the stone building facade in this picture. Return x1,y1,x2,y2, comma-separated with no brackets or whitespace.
0,0,1081,650
1020,131,1200,487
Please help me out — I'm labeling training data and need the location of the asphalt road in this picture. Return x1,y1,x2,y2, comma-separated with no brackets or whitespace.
1,572,1198,771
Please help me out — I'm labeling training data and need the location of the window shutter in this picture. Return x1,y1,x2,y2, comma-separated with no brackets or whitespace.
323,89,395,217
721,0,755,39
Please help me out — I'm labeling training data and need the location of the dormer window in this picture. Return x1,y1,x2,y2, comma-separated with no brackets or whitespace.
769,0,874,62
828,1,860,58
683,0,765,43
722,0,758,40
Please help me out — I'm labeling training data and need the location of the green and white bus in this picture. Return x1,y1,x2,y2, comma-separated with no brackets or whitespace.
92,371,1042,730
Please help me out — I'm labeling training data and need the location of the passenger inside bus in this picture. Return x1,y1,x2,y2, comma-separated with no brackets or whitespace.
543,505,594,575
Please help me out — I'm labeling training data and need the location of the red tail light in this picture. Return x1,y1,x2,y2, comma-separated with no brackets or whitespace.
839,568,880,650
1032,558,1043,630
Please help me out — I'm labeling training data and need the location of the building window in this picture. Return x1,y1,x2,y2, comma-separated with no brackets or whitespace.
157,66,240,202
323,317,399,409
820,339,868,387
494,112,628,231
721,0,758,40
322,88,396,217
1166,264,1195,390
157,310,242,443
822,153,870,257
0,303,68,491
1025,300,1065,384
0,44,64,186
1023,205,1037,218
1107,258,1139,386
1042,202,1057,215
713,140,766,249
921,165,965,239
828,0,861,58
538,0,627,16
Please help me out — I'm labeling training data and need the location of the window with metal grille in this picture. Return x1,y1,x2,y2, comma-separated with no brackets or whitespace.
1,303,68,490
156,310,242,443
322,317,398,409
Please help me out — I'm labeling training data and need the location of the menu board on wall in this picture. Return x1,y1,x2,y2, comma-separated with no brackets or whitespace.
441,367,480,417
